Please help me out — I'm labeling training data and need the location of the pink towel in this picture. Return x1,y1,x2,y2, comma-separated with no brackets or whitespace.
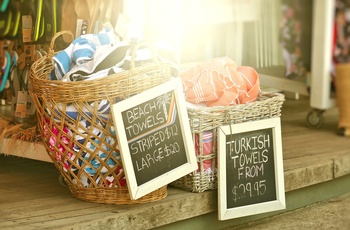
195,131,214,172
180,57,260,106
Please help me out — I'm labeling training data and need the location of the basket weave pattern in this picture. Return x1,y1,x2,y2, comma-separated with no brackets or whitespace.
170,92,285,192
29,31,169,204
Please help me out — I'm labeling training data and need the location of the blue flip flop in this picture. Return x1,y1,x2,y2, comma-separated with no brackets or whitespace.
0,51,11,92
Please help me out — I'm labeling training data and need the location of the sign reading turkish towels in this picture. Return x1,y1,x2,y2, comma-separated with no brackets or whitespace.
217,117,286,220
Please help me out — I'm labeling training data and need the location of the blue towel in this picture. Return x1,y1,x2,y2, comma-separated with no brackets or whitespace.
51,28,118,80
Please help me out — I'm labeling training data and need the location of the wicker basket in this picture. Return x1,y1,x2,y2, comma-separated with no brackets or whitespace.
29,31,169,204
170,92,285,192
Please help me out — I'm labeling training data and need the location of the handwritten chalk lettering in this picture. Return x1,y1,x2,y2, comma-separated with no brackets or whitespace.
125,100,158,123
231,149,269,169
219,122,284,219
135,142,181,171
228,134,271,157
125,111,165,136
130,124,180,155
112,80,198,197
231,180,267,202
237,163,264,180
226,130,274,204
130,129,166,154
165,124,178,139
164,142,180,156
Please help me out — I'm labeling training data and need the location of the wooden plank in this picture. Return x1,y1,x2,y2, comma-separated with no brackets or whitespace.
284,157,334,192
0,154,218,230
0,187,216,230
334,153,350,178
1,95,350,230
0,139,51,162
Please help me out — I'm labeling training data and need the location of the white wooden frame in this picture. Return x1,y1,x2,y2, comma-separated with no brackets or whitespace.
111,78,197,200
217,117,285,220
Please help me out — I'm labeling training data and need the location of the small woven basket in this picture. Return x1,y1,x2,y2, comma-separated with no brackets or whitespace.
170,92,285,192
29,31,169,204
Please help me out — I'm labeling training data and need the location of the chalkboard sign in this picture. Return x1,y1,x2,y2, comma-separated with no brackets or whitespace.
217,117,285,220
111,78,197,200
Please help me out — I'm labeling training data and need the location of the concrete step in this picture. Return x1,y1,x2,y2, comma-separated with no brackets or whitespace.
226,192,350,230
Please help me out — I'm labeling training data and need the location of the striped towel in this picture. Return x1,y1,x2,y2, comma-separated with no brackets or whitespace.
51,28,119,80
180,57,260,107
53,99,111,121
195,131,214,172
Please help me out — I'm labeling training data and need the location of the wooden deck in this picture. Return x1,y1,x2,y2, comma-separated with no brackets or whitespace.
1,95,350,230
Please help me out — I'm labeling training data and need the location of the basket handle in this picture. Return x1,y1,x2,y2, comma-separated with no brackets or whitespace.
47,30,75,57
130,41,159,72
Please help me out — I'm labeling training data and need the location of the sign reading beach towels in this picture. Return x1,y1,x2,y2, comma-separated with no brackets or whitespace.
217,118,286,220
111,78,197,200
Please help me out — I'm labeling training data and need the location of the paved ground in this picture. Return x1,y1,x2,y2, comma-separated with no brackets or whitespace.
227,192,350,230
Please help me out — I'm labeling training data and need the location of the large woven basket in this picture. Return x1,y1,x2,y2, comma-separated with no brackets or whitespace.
170,92,285,192
29,31,169,204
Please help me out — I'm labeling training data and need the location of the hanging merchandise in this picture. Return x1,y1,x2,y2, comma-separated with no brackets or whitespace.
20,0,58,43
41,0,57,42
279,0,312,80
12,44,37,117
0,4,12,37
0,51,11,92
0,0,12,96
8,50,18,99
32,0,43,42
0,0,21,38
20,1,34,42
8,1,21,38
0,0,54,40
0,0,9,12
